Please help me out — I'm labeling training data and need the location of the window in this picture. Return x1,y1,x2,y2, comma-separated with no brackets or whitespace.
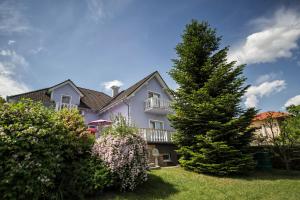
148,91,160,98
88,125,96,129
149,120,164,129
79,110,85,116
61,95,71,104
162,153,171,162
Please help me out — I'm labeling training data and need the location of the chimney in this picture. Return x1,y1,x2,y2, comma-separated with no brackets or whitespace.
111,85,120,97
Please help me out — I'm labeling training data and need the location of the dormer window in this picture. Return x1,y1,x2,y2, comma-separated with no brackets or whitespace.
60,95,71,109
56,95,76,110
61,95,71,104
148,91,160,98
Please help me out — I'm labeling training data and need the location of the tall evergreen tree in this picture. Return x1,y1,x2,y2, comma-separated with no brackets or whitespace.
169,20,257,175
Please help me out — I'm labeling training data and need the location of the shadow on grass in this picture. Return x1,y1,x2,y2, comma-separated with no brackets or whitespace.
233,169,300,181
95,173,178,200
205,169,300,181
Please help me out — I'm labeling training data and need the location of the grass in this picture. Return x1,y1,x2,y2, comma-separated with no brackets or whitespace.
96,167,300,200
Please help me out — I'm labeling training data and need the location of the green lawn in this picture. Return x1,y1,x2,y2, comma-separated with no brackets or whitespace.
97,167,300,200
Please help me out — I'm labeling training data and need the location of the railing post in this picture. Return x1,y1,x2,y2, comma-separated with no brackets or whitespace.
143,129,147,141
138,128,175,143
164,130,167,142
55,102,59,111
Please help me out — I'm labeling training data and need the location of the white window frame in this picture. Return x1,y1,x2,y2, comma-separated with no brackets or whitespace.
79,109,85,116
61,95,72,104
148,90,161,99
149,119,164,130
162,153,172,162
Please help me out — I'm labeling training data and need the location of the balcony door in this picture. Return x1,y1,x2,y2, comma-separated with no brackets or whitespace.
149,120,164,130
148,91,160,108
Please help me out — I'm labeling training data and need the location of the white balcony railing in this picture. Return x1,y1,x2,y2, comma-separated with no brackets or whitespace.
139,128,175,143
144,97,171,114
55,102,78,111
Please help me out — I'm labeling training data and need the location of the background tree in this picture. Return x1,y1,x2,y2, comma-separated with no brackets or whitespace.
169,20,257,175
0,97,5,105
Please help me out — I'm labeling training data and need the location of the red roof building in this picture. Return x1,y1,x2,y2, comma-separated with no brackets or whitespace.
253,111,289,122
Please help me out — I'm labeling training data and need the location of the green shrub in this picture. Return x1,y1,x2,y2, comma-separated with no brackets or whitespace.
59,155,113,199
0,100,111,199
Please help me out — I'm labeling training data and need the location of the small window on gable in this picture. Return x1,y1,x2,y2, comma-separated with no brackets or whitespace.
61,95,71,104
148,91,160,98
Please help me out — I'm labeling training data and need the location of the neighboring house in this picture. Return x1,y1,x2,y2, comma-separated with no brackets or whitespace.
251,111,289,145
7,71,177,166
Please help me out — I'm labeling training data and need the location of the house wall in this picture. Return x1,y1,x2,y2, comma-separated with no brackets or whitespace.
129,77,173,130
251,119,281,138
51,84,81,105
98,77,173,130
99,102,129,121
82,109,99,124
251,119,282,146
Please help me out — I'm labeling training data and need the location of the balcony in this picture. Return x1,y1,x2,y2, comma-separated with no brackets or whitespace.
144,97,172,115
139,128,175,143
55,102,78,111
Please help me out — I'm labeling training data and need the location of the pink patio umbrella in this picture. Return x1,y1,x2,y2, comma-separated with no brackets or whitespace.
88,119,112,138
88,119,112,126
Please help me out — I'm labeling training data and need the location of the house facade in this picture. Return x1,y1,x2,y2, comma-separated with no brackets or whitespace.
251,111,289,145
7,71,178,166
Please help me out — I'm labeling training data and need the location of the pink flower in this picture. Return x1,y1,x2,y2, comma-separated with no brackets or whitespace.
92,134,148,191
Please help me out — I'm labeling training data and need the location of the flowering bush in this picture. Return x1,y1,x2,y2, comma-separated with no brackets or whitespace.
92,115,148,191
0,100,111,199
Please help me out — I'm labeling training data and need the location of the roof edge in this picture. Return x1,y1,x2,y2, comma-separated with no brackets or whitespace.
6,87,50,100
98,71,173,113
48,79,84,97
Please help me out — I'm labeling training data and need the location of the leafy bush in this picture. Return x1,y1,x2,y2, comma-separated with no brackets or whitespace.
0,100,111,199
59,155,113,199
54,108,112,199
92,115,148,191
103,114,138,137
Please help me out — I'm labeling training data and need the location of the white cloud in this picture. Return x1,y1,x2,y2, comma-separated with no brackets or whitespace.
0,50,28,67
30,47,44,54
86,0,132,22
0,1,30,34
228,8,300,65
255,72,281,84
102,80,123,90
0,49,29,97
8,40,16,45
244,80,286,108
284,95,300,107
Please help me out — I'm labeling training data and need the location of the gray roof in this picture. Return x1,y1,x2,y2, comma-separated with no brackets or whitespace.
7,81,112,111
6,71,166,112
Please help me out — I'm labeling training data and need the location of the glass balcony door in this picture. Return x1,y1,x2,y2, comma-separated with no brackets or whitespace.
150,120,164,130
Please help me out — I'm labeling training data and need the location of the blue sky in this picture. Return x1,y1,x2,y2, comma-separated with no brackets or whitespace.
0,0,300,112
